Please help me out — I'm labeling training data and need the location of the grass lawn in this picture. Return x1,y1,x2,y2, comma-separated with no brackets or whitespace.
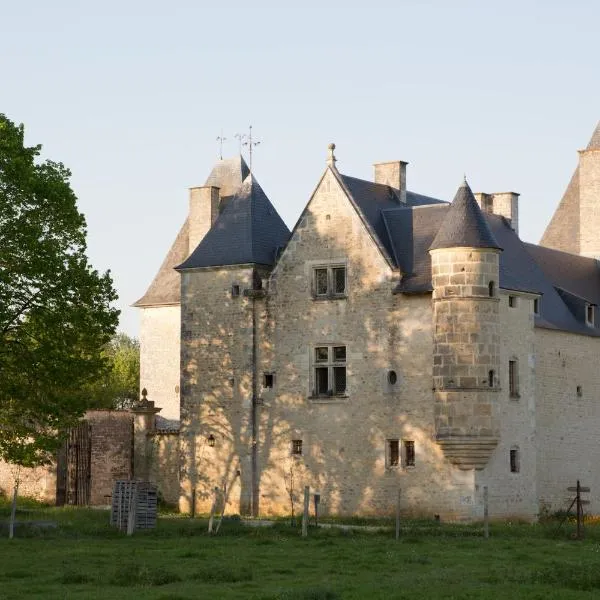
1,502,600,599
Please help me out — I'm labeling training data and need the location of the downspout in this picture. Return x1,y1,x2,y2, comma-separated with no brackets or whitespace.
251,291,259,517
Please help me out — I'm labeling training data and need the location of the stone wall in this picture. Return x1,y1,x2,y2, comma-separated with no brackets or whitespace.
535,328,600,515
86,410,133,505
256,169,477,519
0,463,55,503
179,266,255,515
139,305,181,421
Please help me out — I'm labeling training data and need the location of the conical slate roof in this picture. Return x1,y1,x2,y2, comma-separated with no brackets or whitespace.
177,175,290,270
429,179,502,251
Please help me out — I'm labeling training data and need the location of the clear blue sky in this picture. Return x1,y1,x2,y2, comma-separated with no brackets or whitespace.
2,0,598,337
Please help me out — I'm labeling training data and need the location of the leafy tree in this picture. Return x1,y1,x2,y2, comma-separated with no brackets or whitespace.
0,114,119,480
87,332,140,409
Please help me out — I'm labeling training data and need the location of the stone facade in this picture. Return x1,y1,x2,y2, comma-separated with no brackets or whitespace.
135,125,600,522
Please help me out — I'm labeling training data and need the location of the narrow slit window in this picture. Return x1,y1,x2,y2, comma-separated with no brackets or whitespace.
508,295,517,308
510,448,520,473
488,370,495,388
231,284,240,297
509,360,518,397
263,373,274,389
533,298,540,315
488,281,496,297
403,440,415,467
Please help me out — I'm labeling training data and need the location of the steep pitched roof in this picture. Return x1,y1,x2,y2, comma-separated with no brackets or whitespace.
586,121,600,150
134,156,250,306
204,156,250,198
133,220,188,306
429,180,501,251
541,122,600,253
177,175,290,270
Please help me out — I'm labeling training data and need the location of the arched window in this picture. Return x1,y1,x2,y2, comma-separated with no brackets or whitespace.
488,281,496,297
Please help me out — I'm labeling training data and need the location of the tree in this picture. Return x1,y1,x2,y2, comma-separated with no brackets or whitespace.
87,332,140,409
0,114,119,498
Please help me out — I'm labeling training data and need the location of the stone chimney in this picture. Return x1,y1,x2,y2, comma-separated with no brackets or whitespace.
188,185,220,255
373,161,408,203
474,191,520,236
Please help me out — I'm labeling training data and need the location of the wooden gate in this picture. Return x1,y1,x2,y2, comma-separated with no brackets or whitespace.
55,421,91,506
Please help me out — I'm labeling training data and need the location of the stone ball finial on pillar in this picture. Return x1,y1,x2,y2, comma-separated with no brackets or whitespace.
327,142,337,168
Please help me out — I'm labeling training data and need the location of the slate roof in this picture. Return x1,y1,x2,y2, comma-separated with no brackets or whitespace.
429,180,501,251
134,156,250,306
177,175,290,270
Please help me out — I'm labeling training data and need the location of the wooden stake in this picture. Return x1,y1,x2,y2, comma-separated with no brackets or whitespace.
395,488,401,540
483,486,489,539
302,486,309,537
8,476,19,540
576,480,582,540
126,482,137,536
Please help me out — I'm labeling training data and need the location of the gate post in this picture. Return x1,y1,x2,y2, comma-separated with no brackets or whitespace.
131,389,162,481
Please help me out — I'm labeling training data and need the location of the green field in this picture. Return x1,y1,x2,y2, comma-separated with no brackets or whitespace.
1,502,600,600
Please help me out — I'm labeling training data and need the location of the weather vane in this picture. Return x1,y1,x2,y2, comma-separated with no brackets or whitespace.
216,130,227,160
234,125,261,172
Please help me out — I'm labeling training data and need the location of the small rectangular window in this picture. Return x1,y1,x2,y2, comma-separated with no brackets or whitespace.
510,448,520,473
263,373,274,388
312,265,346,298
387,439,400,467
508,295,517,308
509,360,519,397
586,304,595,326
292,440,303,456
403,440,415,467
533,298,540,315
231,284,240,297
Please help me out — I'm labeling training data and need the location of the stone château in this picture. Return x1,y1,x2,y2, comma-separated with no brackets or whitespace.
133,124,600,520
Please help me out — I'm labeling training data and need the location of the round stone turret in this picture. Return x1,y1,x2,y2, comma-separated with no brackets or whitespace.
429,179,503,470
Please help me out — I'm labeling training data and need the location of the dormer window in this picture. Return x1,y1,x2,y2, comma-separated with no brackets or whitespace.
586,303,595,327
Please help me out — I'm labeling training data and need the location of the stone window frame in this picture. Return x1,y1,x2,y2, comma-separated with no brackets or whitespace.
311,263,347,300
386,439,400,468
310,344,348,399
403,440,416,468
508,358,520,399
291,439,303,457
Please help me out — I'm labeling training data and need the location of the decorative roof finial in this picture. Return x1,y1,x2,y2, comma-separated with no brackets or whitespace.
327,142,337,168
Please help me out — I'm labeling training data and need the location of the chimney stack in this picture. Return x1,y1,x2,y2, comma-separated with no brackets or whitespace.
188,185,220,255
474,191,520,236
373,161,408,203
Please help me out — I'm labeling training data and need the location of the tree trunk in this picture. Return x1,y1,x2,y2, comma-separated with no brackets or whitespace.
9,478,19,539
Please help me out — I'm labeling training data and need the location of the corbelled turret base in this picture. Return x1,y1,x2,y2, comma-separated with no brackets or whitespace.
436,436,499,470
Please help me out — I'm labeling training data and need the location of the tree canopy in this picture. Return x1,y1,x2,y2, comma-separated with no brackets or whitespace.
0,114,119,467
87,332,140,410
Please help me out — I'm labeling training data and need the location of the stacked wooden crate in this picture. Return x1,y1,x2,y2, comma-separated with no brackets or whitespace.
110,480,158,531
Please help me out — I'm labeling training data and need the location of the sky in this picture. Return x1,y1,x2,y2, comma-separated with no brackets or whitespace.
1,0,599,337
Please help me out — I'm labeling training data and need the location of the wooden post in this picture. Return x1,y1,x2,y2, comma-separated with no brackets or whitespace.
483,486,489,539
395,488,401,540
302,486,309,537
576,480,582,540
191,488,196,519
126,482,137,536
8,477,19,540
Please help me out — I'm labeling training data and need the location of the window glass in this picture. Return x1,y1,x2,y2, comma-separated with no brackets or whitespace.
333,267,346,294
315,347,329,362
315,268,328,296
